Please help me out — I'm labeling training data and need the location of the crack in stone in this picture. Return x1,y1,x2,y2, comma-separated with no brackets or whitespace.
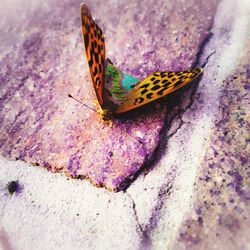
163,48,217,144
126,180,174,249
125,191,144,234
135,48,216,178
167,118,184,139
133,22,218,249
122,46,217,248
143,181,173,229
125,190,151,249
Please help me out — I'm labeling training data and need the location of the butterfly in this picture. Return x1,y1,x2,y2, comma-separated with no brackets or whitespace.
81,4,203,120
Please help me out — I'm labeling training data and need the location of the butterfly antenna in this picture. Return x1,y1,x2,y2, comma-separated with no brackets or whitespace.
68,94,101,114
68,94,144,145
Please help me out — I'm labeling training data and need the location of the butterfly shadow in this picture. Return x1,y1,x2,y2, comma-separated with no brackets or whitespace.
115,73,204,191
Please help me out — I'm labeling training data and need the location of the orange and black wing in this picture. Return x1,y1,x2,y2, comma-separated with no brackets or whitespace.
116,68,203,113
81,4,106,106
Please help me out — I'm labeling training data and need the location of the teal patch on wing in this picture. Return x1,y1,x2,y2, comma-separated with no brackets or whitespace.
105,63,139,105
121,73,139,90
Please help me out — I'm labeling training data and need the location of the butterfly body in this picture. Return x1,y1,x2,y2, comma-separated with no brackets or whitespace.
81,4,203,120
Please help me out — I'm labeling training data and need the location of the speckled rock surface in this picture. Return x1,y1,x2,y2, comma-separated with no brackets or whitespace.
175,60,250,250
173,10,250,250
0,0,217,191
1,0,249,249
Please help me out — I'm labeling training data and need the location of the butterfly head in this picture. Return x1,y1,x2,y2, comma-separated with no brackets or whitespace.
98,106,114,121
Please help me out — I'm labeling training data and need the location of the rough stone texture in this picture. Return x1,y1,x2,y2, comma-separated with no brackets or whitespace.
175,60,250,250
172,6,250,249
1,0,250,249
0,0,217,191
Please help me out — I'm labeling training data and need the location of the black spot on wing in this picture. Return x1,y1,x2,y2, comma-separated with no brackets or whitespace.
88,59,93,67
168,72,174,78
174,80,184,88
93,66,98,77
84,34,89,48
85,23,90,32
133,98,138,105
151,85,161,91
163,81,171,88
146,93,153,99
153,80,160,85
134,97,144,105
141,89,148,95
97,44,101,53
179,75,186,80
139,83,150,89
162,79,169,84
100,55,105,68
89,48,94,64
94,52,99,63
157,87,168,96
138,97,144,103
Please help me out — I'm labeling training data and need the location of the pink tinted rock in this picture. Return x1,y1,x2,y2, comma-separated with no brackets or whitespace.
0,0,217,191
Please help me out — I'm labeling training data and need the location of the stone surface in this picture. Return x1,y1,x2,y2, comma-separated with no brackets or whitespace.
175,60,250,250
0,0,217,191
172,6,250,249
0,0,249,249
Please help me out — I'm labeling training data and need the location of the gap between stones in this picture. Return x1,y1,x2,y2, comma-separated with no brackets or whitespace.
124,26,217,247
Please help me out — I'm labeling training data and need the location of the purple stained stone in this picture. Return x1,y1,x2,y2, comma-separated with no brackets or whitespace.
0,0,216,191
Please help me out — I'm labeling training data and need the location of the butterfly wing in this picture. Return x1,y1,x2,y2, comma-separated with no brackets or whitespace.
105,62,139,105
81,4,106,107
81,4,203,115
115,68,203,113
